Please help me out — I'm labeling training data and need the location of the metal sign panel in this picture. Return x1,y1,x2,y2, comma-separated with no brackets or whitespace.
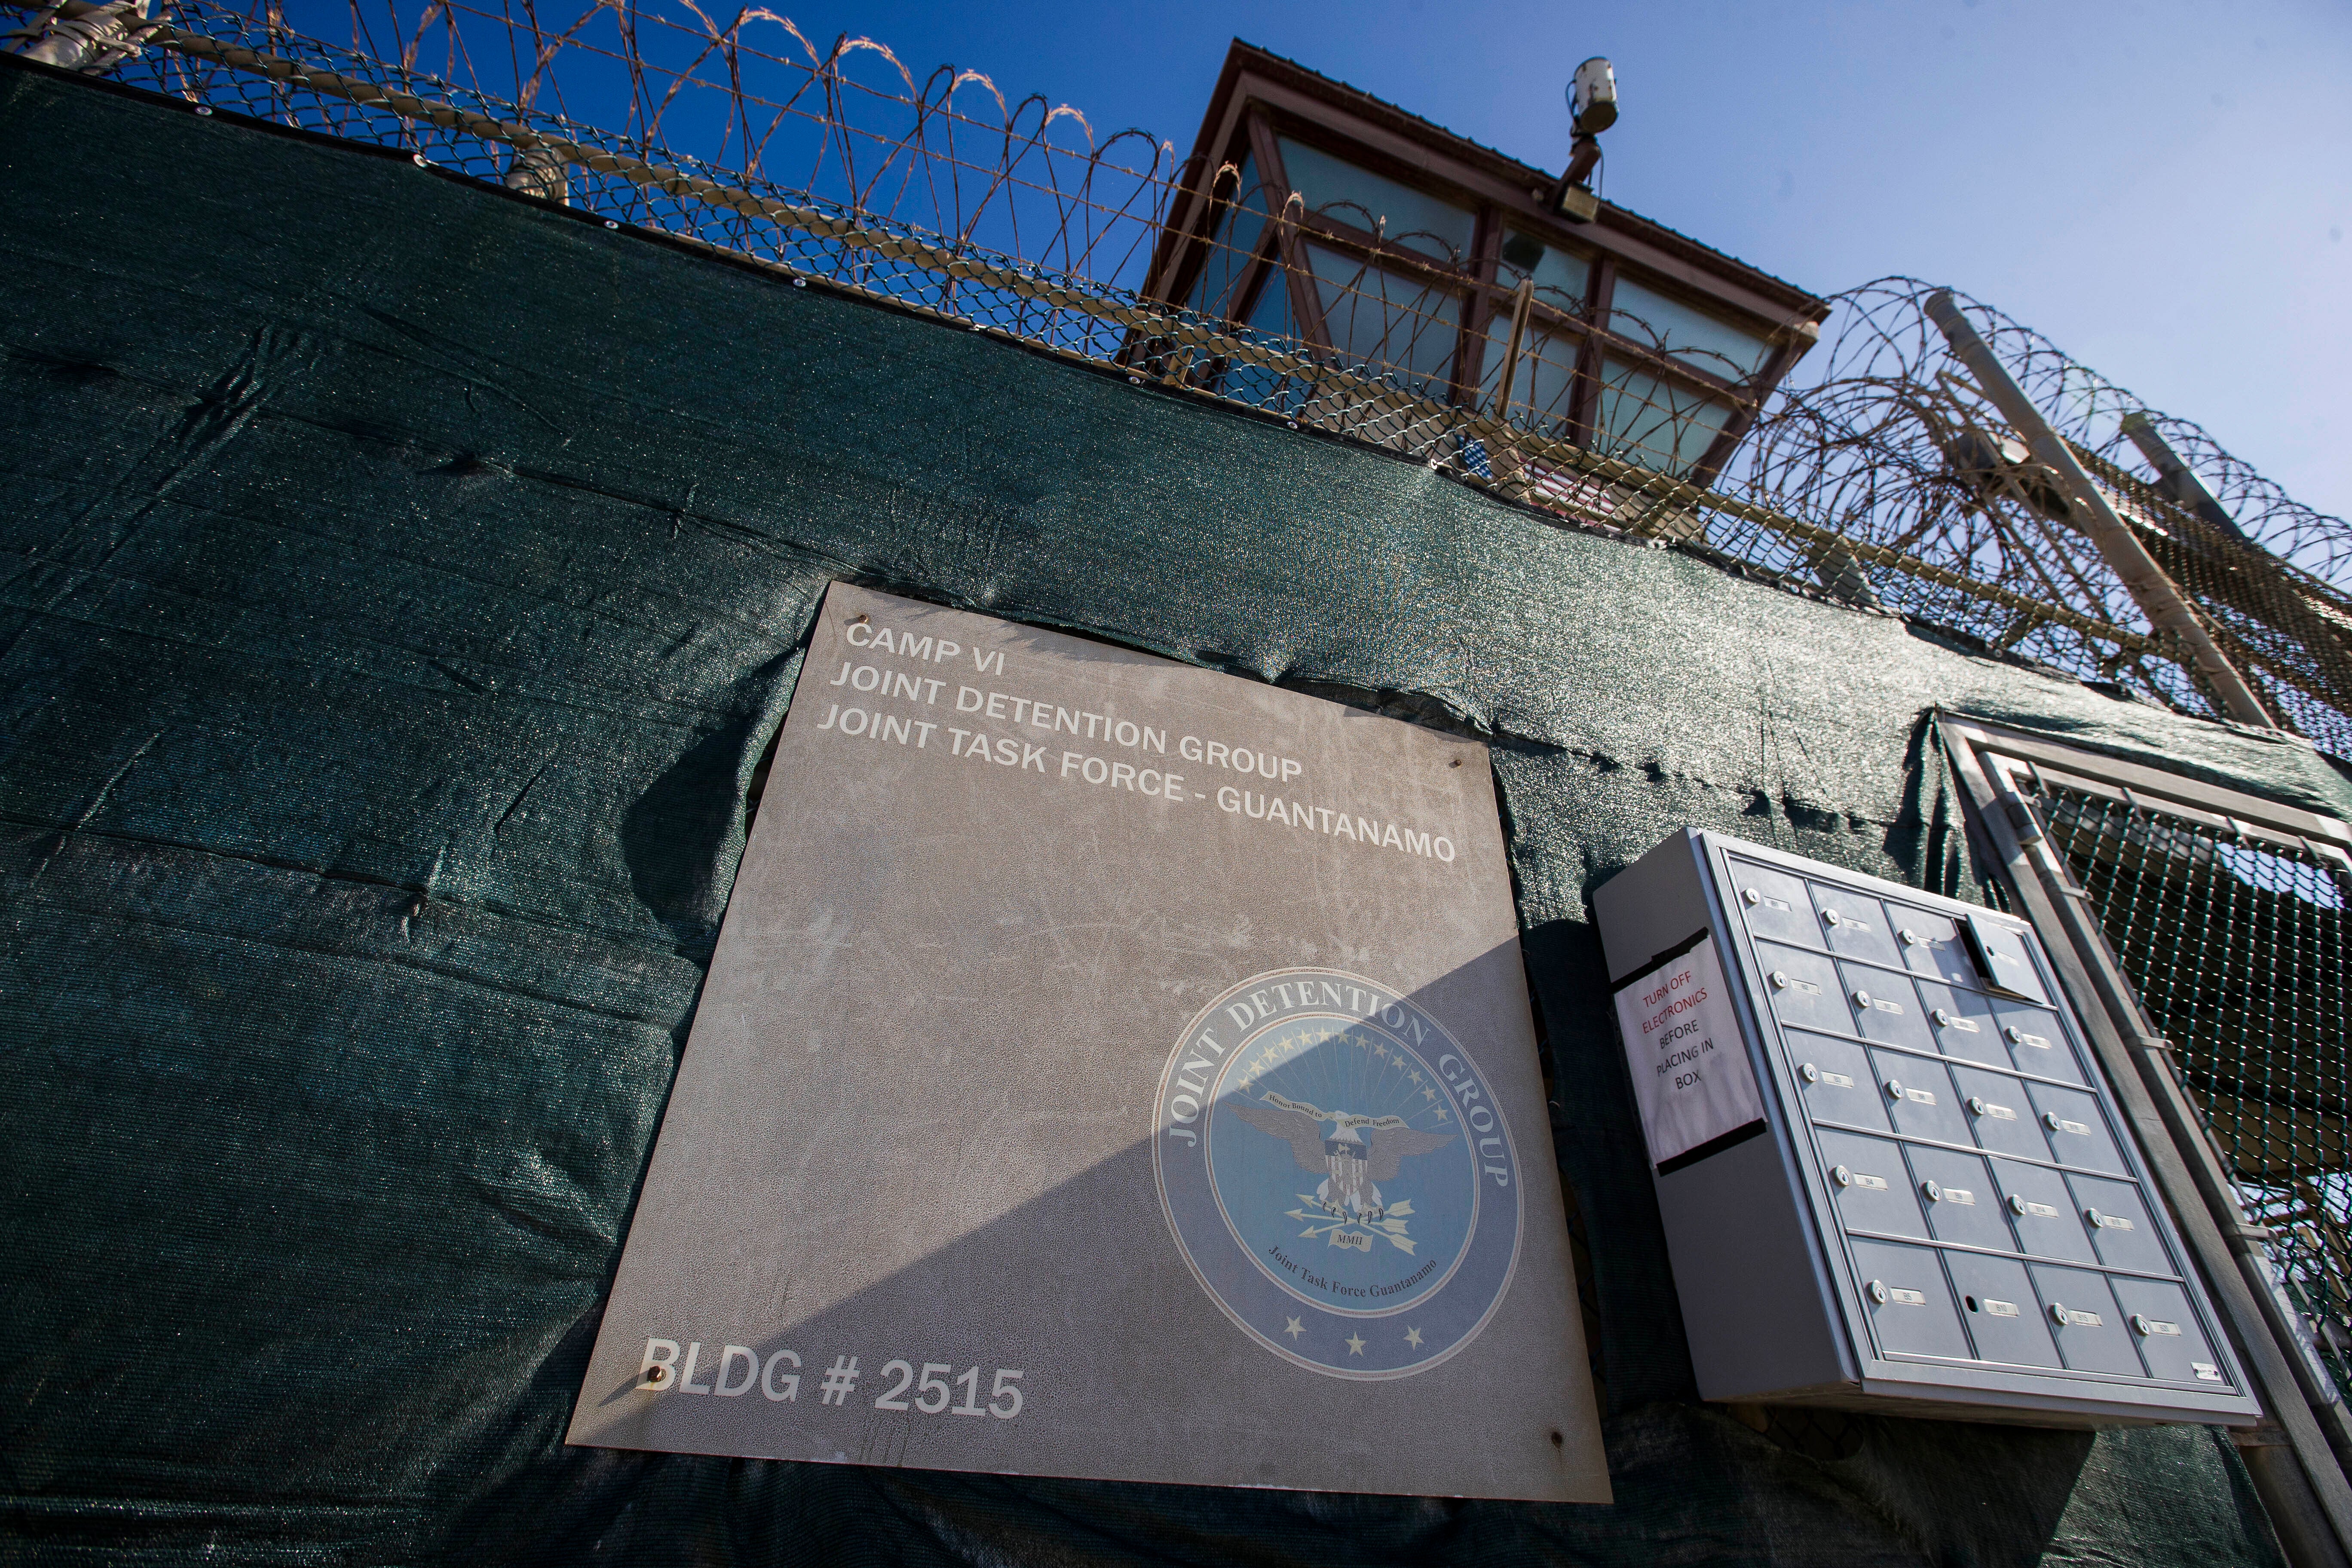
567,583,1608,1502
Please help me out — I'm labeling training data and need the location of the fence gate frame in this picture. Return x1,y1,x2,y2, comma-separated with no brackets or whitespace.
1939,714,2352,1567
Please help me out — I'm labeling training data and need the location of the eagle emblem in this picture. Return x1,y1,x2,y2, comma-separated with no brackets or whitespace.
1228,1091,1454,1253
1154,966,1523,1380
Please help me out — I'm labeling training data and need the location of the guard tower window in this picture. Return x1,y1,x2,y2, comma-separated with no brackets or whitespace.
1222,264,1300,412
1479,318,1578,432
1596,357,1736,475
1610,276,1775,381
1496,229,1592,312
1304,242,1463,398
1275,136,1476,264
1185,153,1268,320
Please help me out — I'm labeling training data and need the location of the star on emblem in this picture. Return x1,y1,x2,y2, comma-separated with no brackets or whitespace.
1284,1316,1305,1341
1410,1071,1423,1085
1345,1333,1366,1357
1405,1326,1424,1349
1374,1044,1389,1061
1434,1108,1449,1122
1422,1087,1436,1101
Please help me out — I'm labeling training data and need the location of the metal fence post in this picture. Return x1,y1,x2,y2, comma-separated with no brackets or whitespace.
1925,292,2274,729
2121,411,2257,545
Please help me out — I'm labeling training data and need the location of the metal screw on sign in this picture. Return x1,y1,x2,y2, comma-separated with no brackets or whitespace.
1128,376,1142,386
193,105,213,116
644,1363,668,1385
605,220,619,230
1286,421,1298,431
412,153,428,167
793,278,806,288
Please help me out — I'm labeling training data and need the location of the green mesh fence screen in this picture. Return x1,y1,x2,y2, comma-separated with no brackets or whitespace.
2027,779,2352,1404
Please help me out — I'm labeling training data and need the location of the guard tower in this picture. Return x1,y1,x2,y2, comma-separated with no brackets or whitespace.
1142,43,1830,488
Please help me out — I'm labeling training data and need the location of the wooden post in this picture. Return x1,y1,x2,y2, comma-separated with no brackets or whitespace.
1474,278,1538,485
1491,277,1535,419
1926,291,2273,729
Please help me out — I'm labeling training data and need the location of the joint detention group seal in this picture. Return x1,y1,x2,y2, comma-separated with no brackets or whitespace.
1153,967,1522,1380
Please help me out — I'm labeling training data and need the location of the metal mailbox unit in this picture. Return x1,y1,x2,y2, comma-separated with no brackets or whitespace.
1596,828,2263,1427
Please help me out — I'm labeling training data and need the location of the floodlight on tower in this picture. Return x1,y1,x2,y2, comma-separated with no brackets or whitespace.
1550,57,1617,223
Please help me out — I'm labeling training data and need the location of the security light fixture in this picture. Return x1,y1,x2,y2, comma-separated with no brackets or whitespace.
1549,57,1617,224
1570,57,1618,135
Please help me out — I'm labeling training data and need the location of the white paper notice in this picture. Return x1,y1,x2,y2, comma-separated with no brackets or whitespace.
1613,935,1764,1170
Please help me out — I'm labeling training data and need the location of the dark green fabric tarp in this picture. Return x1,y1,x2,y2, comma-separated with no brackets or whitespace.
3,57,2343,1564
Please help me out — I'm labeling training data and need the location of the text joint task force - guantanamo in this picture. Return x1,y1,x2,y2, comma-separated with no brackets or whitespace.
812,616,1461,863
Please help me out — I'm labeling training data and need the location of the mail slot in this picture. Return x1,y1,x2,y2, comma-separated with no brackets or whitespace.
1945,1251,2062,1369
1988,1159,2101,1266
1991,999,2086,1085
2027,1082,2128,1176
1733,865,1820,949
2109,1278,2226,1385
1851,1238,1971,1360
2067,1174,2171,1276
1787,1031,1888,1133
1813,885,1904,968
1965,916,2049,1005
2029,1266,2144,1377
1886,904,1977,988
1841,962,1938,1053
1756,942,1844,1035
1945,1061,2055,1162
1902,1144,2015,1253
1868,1049,1973,1146
1816,1129,1928,1240
1915,979,2006,1067
1596,828,2256,1427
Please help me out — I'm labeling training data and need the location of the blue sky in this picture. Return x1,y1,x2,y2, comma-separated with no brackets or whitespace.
701,0,2349,521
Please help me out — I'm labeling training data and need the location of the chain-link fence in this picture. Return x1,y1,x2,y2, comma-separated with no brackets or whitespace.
1739,280,2352,759
9,0,2350,763
2069,441,2352,760
2021,772,2352,1403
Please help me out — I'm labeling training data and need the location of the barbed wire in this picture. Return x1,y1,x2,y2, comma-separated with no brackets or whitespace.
1754,280,2352,588
10,0,2348,758
1732,280,2352,753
